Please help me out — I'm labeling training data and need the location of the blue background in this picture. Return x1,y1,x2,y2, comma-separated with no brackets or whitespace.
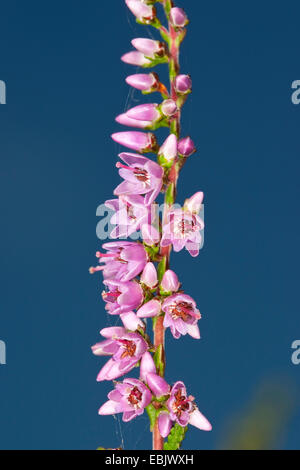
0,0,299,450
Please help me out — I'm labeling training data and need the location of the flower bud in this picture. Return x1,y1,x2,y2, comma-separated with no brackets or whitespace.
121,51,151,67
158,134,178,162
127,103,161,122
158,412,172,438
111,131,157,152
178,136,196,157
137,299,161,318
184,192,204,215
170,7,189,28
116,113,152,129
126,0,156,23
140,352,156,382
141,224,160,245
120,312,145,331
147,373,170,398
161,99,177,117
132,38,165,58
175,74,192,94
126,73,158,92
140,262,158,288
161,270,180,293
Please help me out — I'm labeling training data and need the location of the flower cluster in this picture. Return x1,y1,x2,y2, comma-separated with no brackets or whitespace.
91,0,212,449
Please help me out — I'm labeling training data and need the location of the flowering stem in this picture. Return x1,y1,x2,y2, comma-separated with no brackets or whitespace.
152,2,181,451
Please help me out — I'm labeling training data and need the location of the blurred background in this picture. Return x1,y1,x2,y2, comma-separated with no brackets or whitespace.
0,0,299,450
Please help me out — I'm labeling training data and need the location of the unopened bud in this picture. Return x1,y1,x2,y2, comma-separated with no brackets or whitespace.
121,51,151,67
126,0,156,24
184,192,204,214
132,38,166,58
175,74,192,94
115,112,152,129
127,103,161,122
141,224,160,245
178,136,196,157
141,262,158,288
111,131,157,153
161,99,177,117
158,134,178,162
161,270,180,293
170,7,189,28
125,73,159,92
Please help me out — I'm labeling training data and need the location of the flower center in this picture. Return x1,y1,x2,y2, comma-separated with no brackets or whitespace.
133,168,149,183
171,301,194,321
116,162,149,184
102,290,121,303
173,389,190,416
118,339,137,359
177,218,196,235
128,386,143,406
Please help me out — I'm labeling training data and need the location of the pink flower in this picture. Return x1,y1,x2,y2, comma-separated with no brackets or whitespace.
114,153,163,206
90,241,147,281
158,412,173,438
99,377,152,422
162,293,201,339
141,223,160,246
161,269,180,293
126,103,161,122
137,299,161,318
98,356,169,422
178,136,196,157
184,191,204,214
139,351,156,382
158,134,178,163
116,112,153,129
161,203,204,257
175,75,192,94
165,381,212,431
131,38,165,58
140,262,158,288
170,7,189,28
121,51,152,67
120,311,145,331
125,0,156,24
161,99,177,117
102,279,144,315
92,327,148,381
140,352,170,397
125,73,159,92
105,195,151,239
111,131,157,153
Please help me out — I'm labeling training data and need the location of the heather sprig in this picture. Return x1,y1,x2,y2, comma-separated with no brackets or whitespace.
91,0,212,450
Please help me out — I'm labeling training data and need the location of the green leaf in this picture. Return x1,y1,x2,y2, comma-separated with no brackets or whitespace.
146,404,158,432
163,423,188,450
165,183,175,205
157,256,167,282
153,344,164,376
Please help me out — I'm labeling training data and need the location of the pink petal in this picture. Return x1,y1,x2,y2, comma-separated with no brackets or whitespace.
140,352,156,382
120,311,145,331
137,299,161,318
100,327,126,339
158,412,173,438
147,373,170,397
186,324,201,339
189,409,212,431
98,400,123,416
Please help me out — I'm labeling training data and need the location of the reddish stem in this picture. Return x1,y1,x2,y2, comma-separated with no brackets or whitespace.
152,10,181,452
